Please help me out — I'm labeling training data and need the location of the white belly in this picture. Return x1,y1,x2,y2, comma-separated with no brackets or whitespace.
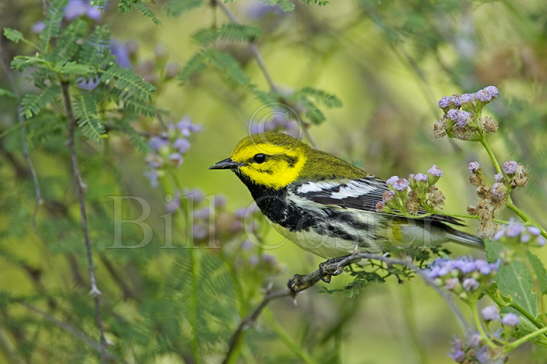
272,223,363,258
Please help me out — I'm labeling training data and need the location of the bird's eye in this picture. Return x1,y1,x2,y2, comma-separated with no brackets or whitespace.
253,153,267,164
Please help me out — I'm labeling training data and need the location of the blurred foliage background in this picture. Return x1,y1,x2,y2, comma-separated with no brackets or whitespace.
0,0,546,363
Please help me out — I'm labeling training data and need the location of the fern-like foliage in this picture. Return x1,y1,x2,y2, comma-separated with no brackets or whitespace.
291,87,342,124
118,0,160,23
165,0,203,16
39,0,67,51
19,87,60,120
193,24,261,46
72,93,106,141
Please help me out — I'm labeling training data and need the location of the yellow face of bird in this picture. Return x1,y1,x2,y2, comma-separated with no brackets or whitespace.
210,133,309,190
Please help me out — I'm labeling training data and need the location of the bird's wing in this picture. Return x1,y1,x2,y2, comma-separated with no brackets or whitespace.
291,177,464,226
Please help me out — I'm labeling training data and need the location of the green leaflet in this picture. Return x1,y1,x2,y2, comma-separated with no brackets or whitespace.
3,28,24,43
0,88,16,99
527,251,547,294
485,240,539,317
19,87,61,120
193,24,261,46
102,64,156,101
40,0,67,52
178,49,251,86
261,0,295,12
165,0,203,16
73,93,105,141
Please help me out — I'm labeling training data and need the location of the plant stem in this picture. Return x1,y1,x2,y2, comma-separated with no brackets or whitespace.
60,80,108,363
479,137,502,175
505,327,547,352
479,136,547,238
470,301,498,349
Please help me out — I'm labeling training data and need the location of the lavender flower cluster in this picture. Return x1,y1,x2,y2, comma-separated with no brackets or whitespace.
424,257,499,300
494,219,545,247
164,188,280,272
249,113,300,138
64,0,103,20
481,305,520,327
449,333,502,364
377,165,445,214
434,86,499,140
467,160,529,236
145,117,202,187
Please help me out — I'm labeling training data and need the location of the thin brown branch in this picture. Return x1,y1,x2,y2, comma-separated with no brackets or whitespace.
222,253,471,364
60,80,108,363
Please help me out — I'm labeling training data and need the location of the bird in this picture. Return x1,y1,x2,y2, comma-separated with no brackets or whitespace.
210,132,483,259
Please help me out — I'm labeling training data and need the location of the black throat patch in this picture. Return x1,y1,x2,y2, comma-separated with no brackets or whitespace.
234,171,316,232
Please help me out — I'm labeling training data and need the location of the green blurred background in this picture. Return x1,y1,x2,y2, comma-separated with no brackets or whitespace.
1,0,546,363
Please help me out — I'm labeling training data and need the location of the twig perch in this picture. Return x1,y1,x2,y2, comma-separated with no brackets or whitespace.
222,253,471,364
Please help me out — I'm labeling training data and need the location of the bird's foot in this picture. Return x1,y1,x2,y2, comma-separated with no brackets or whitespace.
318,255,350,282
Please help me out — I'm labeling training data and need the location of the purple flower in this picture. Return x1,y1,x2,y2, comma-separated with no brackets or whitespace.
110,41,132,69
463,278,479,291
144,169,158,187
240,240,254,250
165,193,180,213
501,313,520,327
538,237,546,247
412,173,428,182
481,306,499,321
213,195,227,208
149,136,168,151
31,22,45,33
193,207,211,220
246,3,284,19
261,254,277,265
173,138,191,154
475,86,499,103
192,224,208,240
235,204,259,218
502,160,518,175
447,109,471,127
177,116,202,136
386,176,399,186
86,6,102,20
483,86,499,99
528,226,541,236
458,93,475,105
506,221,525,237
169,152,183,166
428,165,443,177
468,161,480,173
388,177,409,191
449,338,465,363
494,173,503,182
438,96,453,109
185,188,204,203
76,77,100,90
64,0,88,19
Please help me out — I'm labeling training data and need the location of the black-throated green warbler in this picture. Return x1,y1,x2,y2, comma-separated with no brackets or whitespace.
210,132,482,258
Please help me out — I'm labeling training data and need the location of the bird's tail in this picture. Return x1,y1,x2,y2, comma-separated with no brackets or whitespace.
445,227,484,249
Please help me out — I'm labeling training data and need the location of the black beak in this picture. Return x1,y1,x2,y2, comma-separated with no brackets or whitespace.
209,158,242,170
